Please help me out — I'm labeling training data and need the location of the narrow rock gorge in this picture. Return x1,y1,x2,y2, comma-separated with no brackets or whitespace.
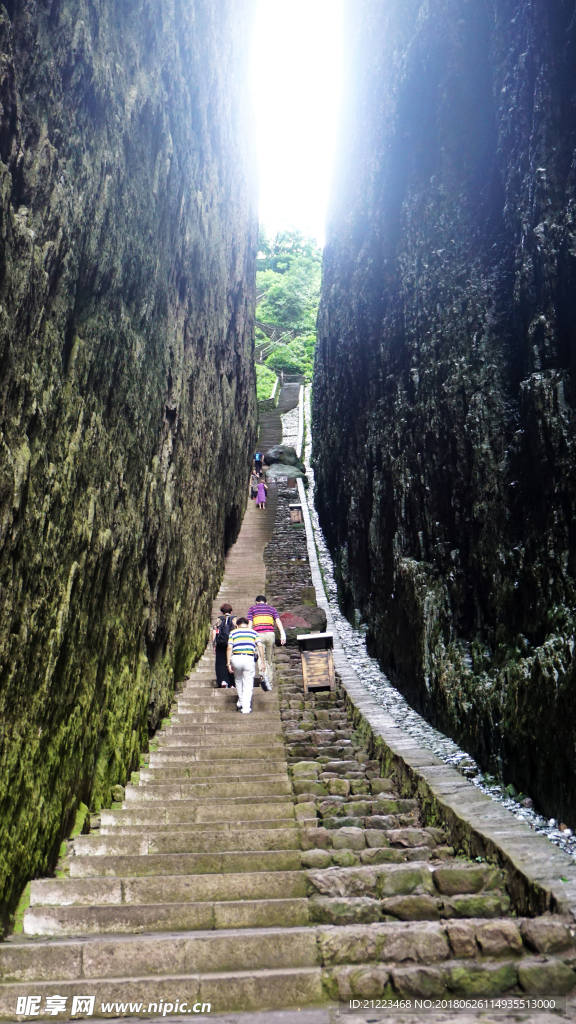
314,0,576,824
0,0,256,925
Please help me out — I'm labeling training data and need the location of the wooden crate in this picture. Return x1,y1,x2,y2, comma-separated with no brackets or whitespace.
297,632,335,694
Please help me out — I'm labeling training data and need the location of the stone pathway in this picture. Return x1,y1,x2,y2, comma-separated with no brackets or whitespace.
1,386,576,1020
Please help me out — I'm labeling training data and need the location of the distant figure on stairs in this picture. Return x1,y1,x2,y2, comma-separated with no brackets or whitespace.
256,476,268,509
226,618,265,714
247,596,286,689
212,604,236,688
254,450,263,475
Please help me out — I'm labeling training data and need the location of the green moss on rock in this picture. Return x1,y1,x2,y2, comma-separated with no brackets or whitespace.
314,0,576,825
0,0,257,928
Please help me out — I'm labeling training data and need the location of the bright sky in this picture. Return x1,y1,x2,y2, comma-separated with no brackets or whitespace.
250,0,344,247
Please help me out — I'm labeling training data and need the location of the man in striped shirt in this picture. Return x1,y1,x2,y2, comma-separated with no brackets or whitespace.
226,618,265,714
247,595,286,688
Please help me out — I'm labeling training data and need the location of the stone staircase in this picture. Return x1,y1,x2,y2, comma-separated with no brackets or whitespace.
2,380,575,1019
0,652,324,1016
1,648,575,1018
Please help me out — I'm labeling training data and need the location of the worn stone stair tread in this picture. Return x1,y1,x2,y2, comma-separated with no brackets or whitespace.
117,793,294,810
73,829,301,856
23,897,311,936
156,737,286,752
99,818,298,834
0,967,324,1015
148,746,286,759
28,869,308,906
69,849,302,877
140,764,286,780
0,927,319,980
124,780,291,801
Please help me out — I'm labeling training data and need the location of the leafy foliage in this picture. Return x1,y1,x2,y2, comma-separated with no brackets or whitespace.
265,335,316,379
256,228,322,380
255,363,278,401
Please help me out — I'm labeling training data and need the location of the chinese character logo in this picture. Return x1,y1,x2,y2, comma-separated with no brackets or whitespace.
45,996,68,1016
71,996,95,1016
16,997,41,1016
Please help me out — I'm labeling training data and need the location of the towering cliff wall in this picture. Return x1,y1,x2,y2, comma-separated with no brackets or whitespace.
0,0,257,923
314,0,576,824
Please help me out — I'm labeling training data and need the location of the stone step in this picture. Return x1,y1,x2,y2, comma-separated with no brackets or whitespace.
73,829,301,857
148,744,286,760
69,849,302,878
163,721,282,735
0,926,318,981
167,714,280,727
28,869,307,908
170,710,278,723
172,707,279,719
140,763,286,780
156,734,285,750
0,966,323,1016
124,779,291,802
98,818,298,835
24,897,310,936
102,804,294,828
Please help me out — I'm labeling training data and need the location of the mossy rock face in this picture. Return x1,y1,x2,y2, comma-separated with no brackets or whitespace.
0,0,257,925
314,0,576,825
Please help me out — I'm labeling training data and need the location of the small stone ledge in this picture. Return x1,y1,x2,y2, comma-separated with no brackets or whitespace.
297,479,576,921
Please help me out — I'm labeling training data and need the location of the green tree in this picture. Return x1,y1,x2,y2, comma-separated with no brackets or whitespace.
255,228,322,380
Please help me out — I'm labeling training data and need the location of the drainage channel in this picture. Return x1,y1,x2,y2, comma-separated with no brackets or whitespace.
293,386,576,865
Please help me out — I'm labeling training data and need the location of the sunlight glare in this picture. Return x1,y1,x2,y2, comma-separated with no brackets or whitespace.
250,0,344,246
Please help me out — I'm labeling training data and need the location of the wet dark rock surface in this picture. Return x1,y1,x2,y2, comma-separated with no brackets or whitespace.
314,0,576,827
0,0,256,921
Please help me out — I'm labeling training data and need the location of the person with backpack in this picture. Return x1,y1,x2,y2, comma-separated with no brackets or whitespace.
212,604,236,687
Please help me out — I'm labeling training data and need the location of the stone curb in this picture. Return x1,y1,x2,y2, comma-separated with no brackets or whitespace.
296,486,576,921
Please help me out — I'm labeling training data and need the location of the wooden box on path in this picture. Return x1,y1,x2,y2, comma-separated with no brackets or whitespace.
297,632,335,695
290,504,303,524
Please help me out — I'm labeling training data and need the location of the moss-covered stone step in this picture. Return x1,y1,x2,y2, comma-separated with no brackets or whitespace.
169,711,278,723
69,849,303,878
162,723,283,737
155,737,282,753
123,778,291,801
28,869,308,910
140,763,285,780
325,956,576,1001
148,744,286,762
104,802,294,827
0,966,323,1017
23,897,311,937
305,860,505,900
8,917,574,982
0,926,319,982
73,828,301,857
98,817,298,835
309,893,511,925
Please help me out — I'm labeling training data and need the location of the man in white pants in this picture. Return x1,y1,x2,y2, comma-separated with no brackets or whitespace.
226,618,265,715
